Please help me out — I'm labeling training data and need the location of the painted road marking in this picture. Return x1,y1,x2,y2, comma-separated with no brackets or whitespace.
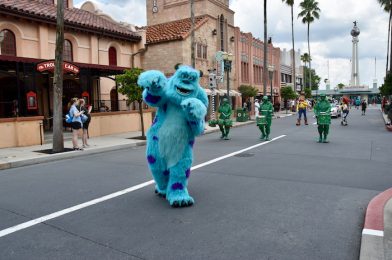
362,228,384,237
0,135,286,239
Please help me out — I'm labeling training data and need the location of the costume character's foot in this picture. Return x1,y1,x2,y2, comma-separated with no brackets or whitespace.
323,137,329,143
224,136,231,140
168,193,194,208
155,186,166,198
265,136,270,141
260,135,265,140
318,137,323,143
296,119,300,126
305,119,309,125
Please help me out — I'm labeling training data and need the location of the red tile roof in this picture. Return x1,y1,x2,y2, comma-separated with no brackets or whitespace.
146,16,208,44
0,0,141,42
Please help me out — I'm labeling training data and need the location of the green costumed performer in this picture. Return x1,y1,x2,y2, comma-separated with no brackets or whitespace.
257,96,273,141
314,93,332,143
217,98,233,140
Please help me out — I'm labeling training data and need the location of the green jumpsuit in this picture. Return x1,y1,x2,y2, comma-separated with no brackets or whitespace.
258,98,273,141
314,95,331,143
218,99,233,140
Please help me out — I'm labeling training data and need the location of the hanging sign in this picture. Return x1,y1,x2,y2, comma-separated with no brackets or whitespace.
36,60,80,74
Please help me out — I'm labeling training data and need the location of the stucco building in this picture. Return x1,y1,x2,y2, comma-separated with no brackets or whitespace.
280,48,303,92
0,0,152,148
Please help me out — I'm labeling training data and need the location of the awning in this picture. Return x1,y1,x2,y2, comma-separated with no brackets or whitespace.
230,90,242,96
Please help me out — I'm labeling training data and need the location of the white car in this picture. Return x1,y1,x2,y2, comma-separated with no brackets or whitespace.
330,105,341,118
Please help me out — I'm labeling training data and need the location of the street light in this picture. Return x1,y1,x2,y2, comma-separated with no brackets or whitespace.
222,52,234,106
268,65,275,104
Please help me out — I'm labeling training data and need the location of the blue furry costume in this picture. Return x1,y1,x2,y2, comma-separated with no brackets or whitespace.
138,66,208,207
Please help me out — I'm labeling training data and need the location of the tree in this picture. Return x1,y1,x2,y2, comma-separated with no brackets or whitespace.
298,0,320,93
263,0,268,96
377,0,392,74
282,0,296,91
380,73,392,96
337,83,345,90
304,87,312,98
300,53,311,91
238,85,258,100
280,86,297,113
52,0,65,153
116,68,146,139
303,66,320,90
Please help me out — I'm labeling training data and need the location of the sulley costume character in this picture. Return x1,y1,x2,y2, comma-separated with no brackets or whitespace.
137,66,208,207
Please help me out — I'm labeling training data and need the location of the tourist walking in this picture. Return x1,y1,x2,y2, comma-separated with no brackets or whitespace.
361,99,367,115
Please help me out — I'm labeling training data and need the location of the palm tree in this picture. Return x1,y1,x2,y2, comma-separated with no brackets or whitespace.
282,0,296,91
298,0,320,90
263,0,268,96
377,0,392,74
301,53,310,89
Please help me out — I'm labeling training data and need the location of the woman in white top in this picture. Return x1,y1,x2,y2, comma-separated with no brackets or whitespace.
68,97,85,151
254,99,260,118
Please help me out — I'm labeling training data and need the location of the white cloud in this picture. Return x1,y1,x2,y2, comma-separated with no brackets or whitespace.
74,0,389,89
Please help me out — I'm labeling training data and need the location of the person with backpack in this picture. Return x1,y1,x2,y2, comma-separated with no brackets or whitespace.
78,99,92,148
68,97,84,151
361,99,367,116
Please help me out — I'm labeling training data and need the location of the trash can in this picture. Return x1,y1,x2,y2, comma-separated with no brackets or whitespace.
236,108,248,122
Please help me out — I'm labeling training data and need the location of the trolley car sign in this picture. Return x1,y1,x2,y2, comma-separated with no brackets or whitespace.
36,60,80,74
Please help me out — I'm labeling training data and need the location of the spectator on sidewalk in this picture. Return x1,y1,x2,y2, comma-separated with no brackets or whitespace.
254,99,260,118
79,99,92,148
68,98,84,151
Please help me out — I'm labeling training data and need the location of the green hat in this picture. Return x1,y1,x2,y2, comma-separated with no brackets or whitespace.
263,96,269,101
319,93,326,97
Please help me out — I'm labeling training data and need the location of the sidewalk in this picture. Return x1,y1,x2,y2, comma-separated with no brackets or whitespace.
0,111,293,170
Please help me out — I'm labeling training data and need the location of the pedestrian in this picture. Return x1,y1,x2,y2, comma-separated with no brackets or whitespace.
68,97,85,151
361,99,367,116
247,98,252,113
78,99,92,148
254,99,260,118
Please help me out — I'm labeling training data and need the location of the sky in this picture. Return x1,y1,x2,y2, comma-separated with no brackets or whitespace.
74,0,389,90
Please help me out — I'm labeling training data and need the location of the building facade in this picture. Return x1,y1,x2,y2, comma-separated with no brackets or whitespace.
280,48,303,92
0,0,152,148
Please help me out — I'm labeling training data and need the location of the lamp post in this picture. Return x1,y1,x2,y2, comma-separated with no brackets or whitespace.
268,65,275,104
0,30,5,55
222,52,233,106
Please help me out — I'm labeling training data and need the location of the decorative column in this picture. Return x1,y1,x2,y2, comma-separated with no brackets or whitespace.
350,21,360,86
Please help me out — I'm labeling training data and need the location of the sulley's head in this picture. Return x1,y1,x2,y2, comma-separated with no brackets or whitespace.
166,65,206,106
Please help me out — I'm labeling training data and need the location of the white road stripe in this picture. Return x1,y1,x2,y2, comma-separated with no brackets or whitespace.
0,135,286,238
362,229,384,237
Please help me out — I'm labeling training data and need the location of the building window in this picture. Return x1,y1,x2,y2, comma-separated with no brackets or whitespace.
63,40,73,61
64,0,69,8
109,47,117,66
220,14,225,51
196,43,207,60
241,62,249,82
0,29,16,56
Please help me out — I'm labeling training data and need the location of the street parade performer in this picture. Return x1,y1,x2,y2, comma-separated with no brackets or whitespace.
257,96,273,141
296,94,309,126
314,93,332,143
217,98,233,140
137,65,208,207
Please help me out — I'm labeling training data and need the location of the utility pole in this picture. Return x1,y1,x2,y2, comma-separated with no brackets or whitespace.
190,0,195,68
263,0,268,96
52,0,65,153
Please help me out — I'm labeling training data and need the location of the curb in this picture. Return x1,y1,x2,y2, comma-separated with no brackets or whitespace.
380,109,392,132
0,141,146,171
359,188,392,260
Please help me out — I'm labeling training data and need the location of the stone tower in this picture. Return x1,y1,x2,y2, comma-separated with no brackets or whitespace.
147,0,233,26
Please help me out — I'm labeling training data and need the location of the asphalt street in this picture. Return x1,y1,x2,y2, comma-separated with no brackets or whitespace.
0,107,391,260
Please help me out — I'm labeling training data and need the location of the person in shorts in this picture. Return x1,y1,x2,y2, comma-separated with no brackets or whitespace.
79,99,92,148
68,98,84,150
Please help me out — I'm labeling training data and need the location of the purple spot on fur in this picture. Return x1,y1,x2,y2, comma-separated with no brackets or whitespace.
147,155,156,164
163,104,168,112
145,94,161,104
153,136,159,141
171,183,184,190
189,140,195,147
185,169,191,178
163,170,170,176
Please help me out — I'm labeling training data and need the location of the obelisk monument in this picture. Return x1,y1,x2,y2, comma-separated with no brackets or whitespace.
350,21,360,86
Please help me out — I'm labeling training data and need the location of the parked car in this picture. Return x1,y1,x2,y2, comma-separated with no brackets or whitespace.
330,105,342,118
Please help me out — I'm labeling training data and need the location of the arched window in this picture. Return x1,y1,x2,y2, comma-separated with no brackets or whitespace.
109,47,117,66
63,40,73,61
0,29,16,56
220,15,225,51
